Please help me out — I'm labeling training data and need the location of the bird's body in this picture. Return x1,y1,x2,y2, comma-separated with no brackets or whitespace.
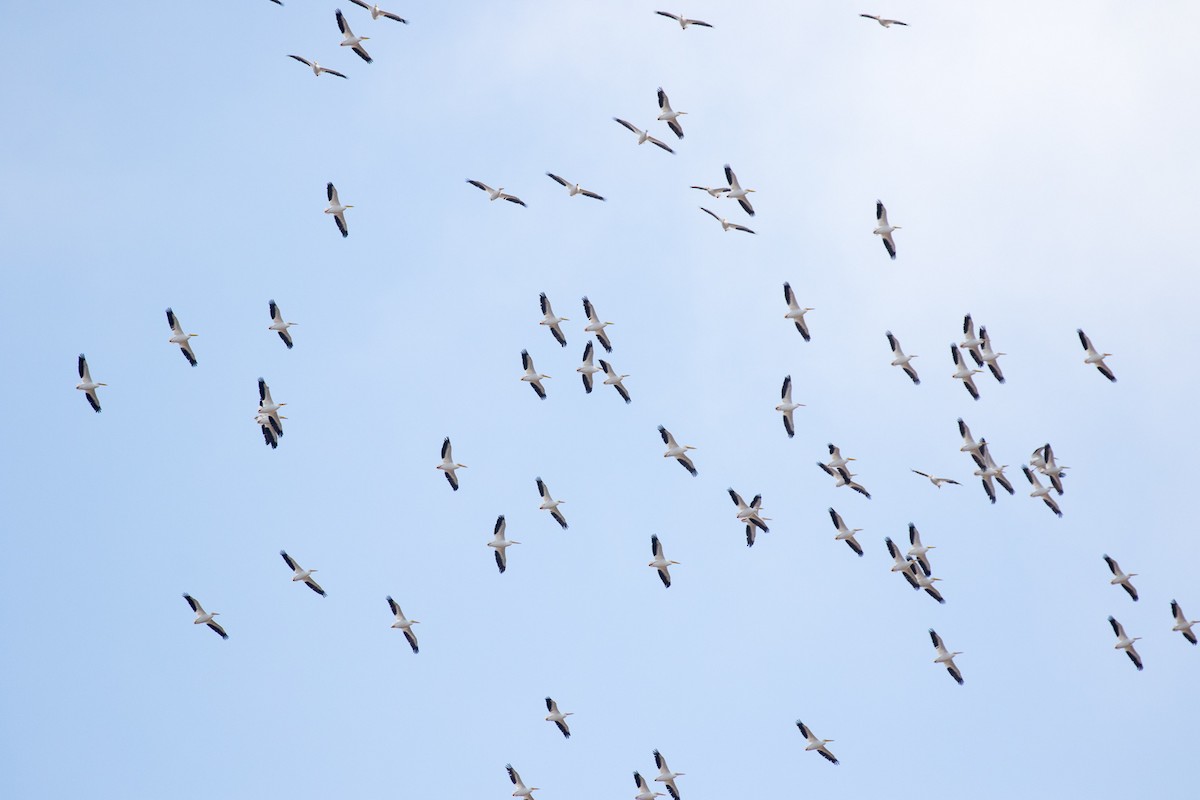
1171,600,1198,645
873,200,900,259
1034,443,1068,494
691,186,729,198
324,182,352,237
722,164,756,216
699,206,755,233
796,720,838,764
546,173,605,201
488,515,519,573
599,359,631,403
165,308,198,367
437,437,467,491
635,771,665,800
582,297,614,352
1108,616,1142,670
613,118,675,153
861,14,907,27
886,331,919,384
652,751,684,800
287,55,348,79
649,535,679,587
828,507,864,557
387,596,419,653
914,568,946,604
348,0,407,22
957,418,984,455
268,300,297,349
659,426,697,476
782,282,814,341
929,629,964,684
1022,465,1062,517
544,697,572,738
257,378,286,448
775,375,804,438
656,88,687,139
538,293,569,347
818,461,871,498
950,343,982,400
912,470,959,489
537,477,568,529
76,354,106,412
467,180,526,206
655,11,712,29
183,593,227,639
1103,555,1138,601
826,443,855,472
959,314,985,367
507,765,539,800
280,550,326,596
907,523,936,576
577,341,601,392
520,350,550,399
885,537,920,590
1078,329,1116,382
972,440,1013,503
978,325,1005,382
729,488,769,546
336,9,373,63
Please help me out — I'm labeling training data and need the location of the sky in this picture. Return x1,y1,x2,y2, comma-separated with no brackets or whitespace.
2,1,1199,798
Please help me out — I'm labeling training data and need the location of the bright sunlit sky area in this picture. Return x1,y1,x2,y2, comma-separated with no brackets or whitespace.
3,2,1199,798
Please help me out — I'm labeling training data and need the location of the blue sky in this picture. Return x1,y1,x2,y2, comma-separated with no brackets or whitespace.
3,1,1199,797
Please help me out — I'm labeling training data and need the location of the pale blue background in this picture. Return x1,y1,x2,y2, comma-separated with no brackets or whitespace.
2,2,1197,798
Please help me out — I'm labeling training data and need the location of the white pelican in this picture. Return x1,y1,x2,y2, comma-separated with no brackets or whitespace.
466,180,526,207
649,535,679,588
699,206,755,234
860,14,907,27
775,375,804,438
959,314,985,366
76,354,105,413
795,721,838,764
929,629,964,685
256,410,282,448
257,377,285,447
914,566,946,604
1077,329,1116,382
165,308,198,367
386,596,419,653
873,200,900,259
817,462,872,498
582,296,614,353
971,440,1013,503
950,343,982,400
287,55,348,79
1033,443,1068,494
722,164,756,216
489,515,519,574
659,425,697,476
520,350,550,399
335,8,373,63
635,771,665,800
1171,600,1198,645
911,470,959,489
268,300,297,349
828,507,864,557
1103,555,1138,601
957,418,983,455
577,341,601,393
652,751,684,800
1108,616,1142,671
1021,466,1062,517
885,331,919,384
507,765,539,800
599,359,631,403
544,697,572,738
183,593,228,639
537,477,568,530
437,437,467,491
907,523,935,576
978,325,1005,382
728,488,769,544
546,173,605,201
613,118,675,153
280,550,326,596
348,0,407,22
538,293,569,347
825,443,855,471
325,182,352,237
782,282,813,341
690,185,729,198
885,537,920,589
655,11,712,29
656,88,687,139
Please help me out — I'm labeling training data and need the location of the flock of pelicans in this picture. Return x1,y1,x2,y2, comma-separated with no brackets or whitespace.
64,5,1197,791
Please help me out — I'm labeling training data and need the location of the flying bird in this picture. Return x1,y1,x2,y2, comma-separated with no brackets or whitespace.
959,314,985,366
886,331,919,384
860,13,907,27
659,425,697,476
164,308,198,367
699,206,755,234
1108,616,1142,671
387,596,419,653
546,173,605,201
1171,600,1198,645
280,550,326,596
537,477,568,530
76,354,105,412
972,440,1014,503
978,325,1006,382
1033,443,1068,494
796,720,838,764
1022,465,1062,517
1103,555,1138,601
520,350,550,399
182,593,227,639
488,515,519,574
873,200,900,259
950,343,982,400
690,185,729,198
649,535,679,587
912,470,959,489
613,118,675,153
348,0,407,22
655,11,712,29
506,765,539,800
907,523,936,576
268,300,297,349
582,296,614,352
656,87,687,139
885,537,921,590
782,282,813,340
729,488,769,545
577,341,601,392
652,751,684,800
257,378,286,448
929,629,964,685
538,293,569,347
287,55,348,79
722,164,756,216
914,566,946,604
599,359,631,403
957,418,984,456
544,697,573,738
775,375,804,438
817,462,872,498
325,182,352,237
635,771,665,800
1077,329,1116,382
466,180,526,206
828,507,864,557
437,437,467,491
826,443,855,471
335,8,373,63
